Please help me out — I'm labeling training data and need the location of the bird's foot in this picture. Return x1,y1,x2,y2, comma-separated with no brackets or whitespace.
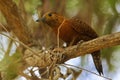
76,40,84,50
78,40,84,45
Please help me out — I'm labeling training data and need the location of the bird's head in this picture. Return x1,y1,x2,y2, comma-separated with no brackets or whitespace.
37,12,65,28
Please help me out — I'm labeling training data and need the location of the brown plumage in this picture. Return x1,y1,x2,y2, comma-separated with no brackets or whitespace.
39,12,103,75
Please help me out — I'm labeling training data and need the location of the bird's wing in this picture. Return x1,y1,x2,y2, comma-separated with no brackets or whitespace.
68,17,98,39
68,18,103,75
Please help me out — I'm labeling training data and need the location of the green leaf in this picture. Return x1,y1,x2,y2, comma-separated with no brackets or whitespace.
0,50,23,80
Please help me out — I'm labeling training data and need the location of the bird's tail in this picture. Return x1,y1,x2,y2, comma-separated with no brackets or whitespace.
91,50,103,75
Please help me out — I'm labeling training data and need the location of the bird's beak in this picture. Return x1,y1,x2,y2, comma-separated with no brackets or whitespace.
41,17,46,22
36,19,40,22
36,17,46,22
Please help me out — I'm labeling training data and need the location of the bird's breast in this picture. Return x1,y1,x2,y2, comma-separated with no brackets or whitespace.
53,21,79,44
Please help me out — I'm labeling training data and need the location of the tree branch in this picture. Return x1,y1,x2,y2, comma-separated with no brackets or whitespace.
63,32,120,61
0,0,31,44
24,32,120,67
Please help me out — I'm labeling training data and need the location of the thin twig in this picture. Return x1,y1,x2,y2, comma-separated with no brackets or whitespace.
0,22,18,47
0,23,9,33
62,64,112,80
0,33,41,57
57,19,65,48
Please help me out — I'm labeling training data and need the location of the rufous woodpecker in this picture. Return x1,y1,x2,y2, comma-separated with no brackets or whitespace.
37,12,103,75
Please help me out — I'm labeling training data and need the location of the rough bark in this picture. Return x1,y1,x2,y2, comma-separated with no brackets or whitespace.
0,0,31,44
24,32,120,67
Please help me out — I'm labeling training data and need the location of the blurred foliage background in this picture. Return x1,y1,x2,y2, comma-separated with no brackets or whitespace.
0,0,120,80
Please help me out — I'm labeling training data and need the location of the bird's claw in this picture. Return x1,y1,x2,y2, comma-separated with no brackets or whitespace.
78,40,84,45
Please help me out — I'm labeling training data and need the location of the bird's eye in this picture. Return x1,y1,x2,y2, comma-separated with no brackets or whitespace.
48,13,52,16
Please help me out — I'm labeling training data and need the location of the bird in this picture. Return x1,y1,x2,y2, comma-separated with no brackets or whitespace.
37,12,103,75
